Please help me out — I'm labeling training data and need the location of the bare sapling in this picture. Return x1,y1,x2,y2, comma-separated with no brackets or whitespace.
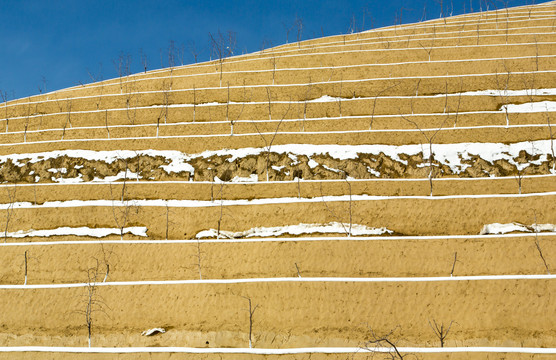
450,251,459,276
195,238,203,279
337,74,343,117
164,204,176,240
216,181,225,239
429,319,455,347
419,36,435,62
476,16,481,45
266,87,272,121
229,80,250,136
453,79,464,127
252,99,292,181
319,183,351,237
514,169,523,194
443,77,450,114
139,48,148,73
295,14,303,49
270,54,278,85
362,326,409,359
24,98,31,142
105,110,110,139
532,210,550,274
187,40,199,63
113,52,132,94
156,83,170,137
302,77,312,131
295,263,302,277
193,84,196,122
400,114,450,196
494,66,511,127
241,296,259,348
344,171,352,237
545,109,555,172
282,21,294,44
109,159,133,240
293,169,303,198
4,183,17,243
98,243,115,283
226,82,230,125
23,250,29,285
75,259,110,347
369,82,400,130
1,91,8,132
61,98,73,140
209,30,236,87
534,36,540,72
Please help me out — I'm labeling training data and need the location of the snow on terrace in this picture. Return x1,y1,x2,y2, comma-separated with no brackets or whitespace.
1,139,554,183
4,227,147,239
195,222,393,239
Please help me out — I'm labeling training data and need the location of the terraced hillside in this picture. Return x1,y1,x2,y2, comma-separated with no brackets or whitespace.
1,2,556,359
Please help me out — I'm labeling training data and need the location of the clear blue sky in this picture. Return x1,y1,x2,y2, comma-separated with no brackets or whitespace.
0,0,548,100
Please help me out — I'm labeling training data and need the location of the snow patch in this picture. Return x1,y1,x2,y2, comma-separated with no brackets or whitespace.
141,328,166,336
195,222,393,239
229,174,258,183
501,101,556,113
480,222,556,235
4,227,148,239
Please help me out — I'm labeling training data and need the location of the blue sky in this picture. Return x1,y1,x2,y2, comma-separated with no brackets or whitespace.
0,0,548,100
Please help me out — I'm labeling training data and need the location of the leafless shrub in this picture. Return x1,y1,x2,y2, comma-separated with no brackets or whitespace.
109,159,135,240
139,48,148,73
113,52,132,94
361,326,415,359
229,80,251,136
209,30,236,87
61,98,72,140
546,108,555,172
428,319,455,347
22,250,39,285
282,21,295,44
494,65,511,127
1,91,9,132
241,296,259,348
188,40,199,63
514,169,523,194
295,263,302,277
98,243,115,283
4,183,17,243
104,110,110,139
319,182,351,237
194,238,204,279
532,210,550,274
74,259,110,347
252,99,292,181
295,15,303,48
400,114,449,196
453,79,464,127
450,251,460,276
301,77,312,131
369,82,400,130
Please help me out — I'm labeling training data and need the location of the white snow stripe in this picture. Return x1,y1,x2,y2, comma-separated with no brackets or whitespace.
1,173,555,188
0,232,555,247
1,346,556,354
5,123,556,147
10,36,556,105
5,85,556,126
5,64,556,116
2,274,556,289
2,191,556,211
4,227,147,239
2,116,556,148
